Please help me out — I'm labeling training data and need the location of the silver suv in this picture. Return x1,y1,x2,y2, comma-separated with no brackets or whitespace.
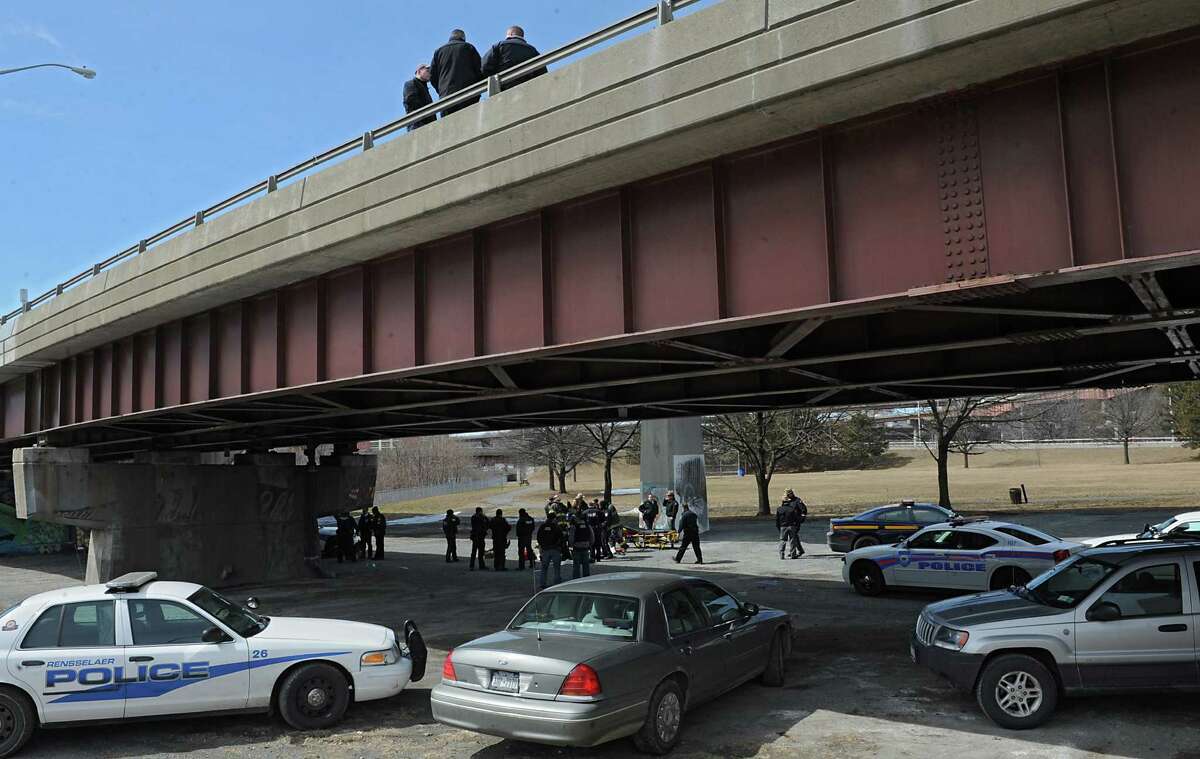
910,538,1200,728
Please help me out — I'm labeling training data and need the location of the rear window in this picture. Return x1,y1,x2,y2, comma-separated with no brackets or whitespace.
995,527,1051,546
510,592,638,639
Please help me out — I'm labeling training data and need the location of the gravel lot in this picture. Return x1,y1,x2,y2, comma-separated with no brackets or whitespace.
3,507,1198,759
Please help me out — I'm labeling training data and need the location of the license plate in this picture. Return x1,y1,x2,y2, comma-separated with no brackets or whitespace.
490,670,520,693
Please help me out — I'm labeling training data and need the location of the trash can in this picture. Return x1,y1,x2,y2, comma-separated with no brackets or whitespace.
1008,487,1023,505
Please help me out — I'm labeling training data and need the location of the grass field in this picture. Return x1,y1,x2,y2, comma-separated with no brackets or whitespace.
380,445,1200,518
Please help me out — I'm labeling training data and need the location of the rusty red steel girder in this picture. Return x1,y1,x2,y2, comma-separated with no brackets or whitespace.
4,31,1200,458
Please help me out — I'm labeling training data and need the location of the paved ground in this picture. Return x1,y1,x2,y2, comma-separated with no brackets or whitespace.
2,506,1198,759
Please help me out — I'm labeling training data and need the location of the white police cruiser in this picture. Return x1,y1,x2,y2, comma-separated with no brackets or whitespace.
843,519,1083,597
0,572,426,757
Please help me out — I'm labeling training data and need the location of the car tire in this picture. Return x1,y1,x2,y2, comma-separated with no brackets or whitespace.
0,687,36,759
633,678,685,755
975,654,1058,729
759,629,787,686
277,662,351,731
850,560,886,597
852,535,880,550
989,567,1032,591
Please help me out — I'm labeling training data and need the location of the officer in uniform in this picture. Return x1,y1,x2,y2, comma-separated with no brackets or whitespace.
357,508,373,560
778,489,807,559
585,499,607,562
469,507,490,571
673,502,703,565
515,508,537,569
605,501,623,556
490,509,511,570
336,512,357,564
536,516,564,589
662,490,680,531
569,513,594,578
442,509,460,562
638,492,659,530
370,506,387,560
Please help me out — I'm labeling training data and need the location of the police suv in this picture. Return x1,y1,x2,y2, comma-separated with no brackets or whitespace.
911,536,1200,728
843,519,1083,596
0,572,426,757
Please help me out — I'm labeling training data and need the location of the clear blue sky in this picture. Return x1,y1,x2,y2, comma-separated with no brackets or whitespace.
0,1,714,310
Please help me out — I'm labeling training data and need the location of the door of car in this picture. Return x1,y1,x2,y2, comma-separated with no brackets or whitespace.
121,598,250,717
5,599,126,723
893,529,957,588
660,588,731,702
1073,558,1199,689
686,582,763,683
951,530,998,590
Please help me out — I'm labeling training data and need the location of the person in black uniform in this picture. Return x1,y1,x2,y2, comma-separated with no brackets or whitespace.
490,509,511,571
402,63,437,130
662,491,680,531
778,489,807,559
569,514,594,579
585,499,606,562
605,501,623,556
429,29,482,117
480,25,547,92
673,502,703,565
469,506,490,571
336,512,357,564
370,506,387,560
536,517,564,589
638,493,659,531
515,508,536,569
442,509,460,562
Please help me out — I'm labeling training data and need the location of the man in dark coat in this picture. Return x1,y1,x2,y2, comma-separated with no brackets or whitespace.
442,509,460,562
402,63,436,130
638,493,659,530
490,509,511,570
536,517,564,589
357,508,372,560
370,506,387,560
778,489,807,559
469,506,490,570
662,491,680,531
569,515,594,579
585,499,607,562
480,25,547,92
336,513,357,564
672,502,703,565
515,508,537,569
430,29,482,117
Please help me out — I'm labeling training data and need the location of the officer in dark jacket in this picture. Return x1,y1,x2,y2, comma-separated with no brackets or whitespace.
536,518,564,589
662,491,680,531
480,25,547,91
606,502,623,556
336,512,357,564
357,508,373,560
442,509,460,562
490,509,511,570
778,489,807,559
469,506,490,570
370,506,387,560
403,64,436,130
430,29,482,116
585,499,607,561
672,502,703,565
515,508,537,569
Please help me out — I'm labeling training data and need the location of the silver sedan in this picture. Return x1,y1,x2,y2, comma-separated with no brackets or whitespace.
430,572,791,754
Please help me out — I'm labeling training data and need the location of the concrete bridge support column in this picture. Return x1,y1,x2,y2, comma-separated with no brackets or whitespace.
12,447,376,587
639,417,709,533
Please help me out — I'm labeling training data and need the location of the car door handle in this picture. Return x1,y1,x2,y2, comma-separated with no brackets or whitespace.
20,660,44,667
1158,624,1188,633
130,656,154,662
679,645,694,656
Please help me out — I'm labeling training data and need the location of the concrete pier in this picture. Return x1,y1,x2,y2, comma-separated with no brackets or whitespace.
639,417,709,533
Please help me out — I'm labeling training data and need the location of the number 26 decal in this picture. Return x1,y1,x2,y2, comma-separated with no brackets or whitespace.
251,649,269,659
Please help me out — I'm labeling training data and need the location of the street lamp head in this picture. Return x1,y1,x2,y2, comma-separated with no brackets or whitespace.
71,66,97,79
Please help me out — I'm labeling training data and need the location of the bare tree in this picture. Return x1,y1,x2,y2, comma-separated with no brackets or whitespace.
376,436,478,489
582,422,641,505
703,410,823,517
1102,387,1160,464
923,398,991,509
509,426,595,493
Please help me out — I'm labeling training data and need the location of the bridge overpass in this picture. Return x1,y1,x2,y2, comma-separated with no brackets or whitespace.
6,0,1200,584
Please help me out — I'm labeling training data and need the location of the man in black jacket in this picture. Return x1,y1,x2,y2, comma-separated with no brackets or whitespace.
490,509,511,570
536,518,564,589
638,493,659,531
357,508,373,560
469,506,489,570
402,64,436,131
778,489,807,559
442,509,460,562
370,506,387,560
662,490,680,531
672,503,703,565
515,508,536,569
430,29,482,117
480,25,547,92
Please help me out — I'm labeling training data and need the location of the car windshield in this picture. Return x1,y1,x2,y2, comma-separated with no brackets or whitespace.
1023,556,1119,608
510,592,638,640
188,587,268,638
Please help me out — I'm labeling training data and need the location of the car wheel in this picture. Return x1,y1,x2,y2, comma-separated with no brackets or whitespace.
989,567,1032,591
633,678,685,755
277,662,351,730
850,560,886,597
975,654,1058,729
759,629,787,687
852,535,880,550
0,687,36,759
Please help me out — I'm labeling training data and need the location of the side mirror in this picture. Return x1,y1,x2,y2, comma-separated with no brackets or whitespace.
244,596,260,610
1086,601,1122,622
202,626,231,644
742,602,760,617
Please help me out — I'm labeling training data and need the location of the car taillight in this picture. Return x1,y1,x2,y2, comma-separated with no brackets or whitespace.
441,649,457,682
1053,549,1071,563
559,664,602,697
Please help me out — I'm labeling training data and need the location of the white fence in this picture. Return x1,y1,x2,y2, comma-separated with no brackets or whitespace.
374,475,508,505
887,437,1182,450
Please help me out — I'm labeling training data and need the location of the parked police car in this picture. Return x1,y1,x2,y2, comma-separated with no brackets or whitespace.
843,519,1083,596
826,500,956,553
0,572,427,757
1083,509,1200,547
911,536,1200,728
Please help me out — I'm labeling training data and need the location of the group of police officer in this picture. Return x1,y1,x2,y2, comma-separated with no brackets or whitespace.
333,507,388,563
403,25,548,130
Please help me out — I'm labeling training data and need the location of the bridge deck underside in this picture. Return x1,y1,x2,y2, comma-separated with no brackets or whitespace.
5,29,1200,462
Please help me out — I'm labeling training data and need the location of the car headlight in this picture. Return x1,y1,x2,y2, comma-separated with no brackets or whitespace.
361,646,401,667
932,626,970,651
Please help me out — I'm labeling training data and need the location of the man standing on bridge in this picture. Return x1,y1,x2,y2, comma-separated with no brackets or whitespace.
430,29,482,117
480,25,547,92
469,506,490,570
403,64,437,131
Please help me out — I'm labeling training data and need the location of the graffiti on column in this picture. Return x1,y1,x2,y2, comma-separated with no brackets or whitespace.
673,454,709,533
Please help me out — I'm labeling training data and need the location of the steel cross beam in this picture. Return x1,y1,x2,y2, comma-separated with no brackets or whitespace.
1125,273,1200,376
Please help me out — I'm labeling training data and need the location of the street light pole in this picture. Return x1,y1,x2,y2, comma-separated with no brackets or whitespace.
0,63,97,79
